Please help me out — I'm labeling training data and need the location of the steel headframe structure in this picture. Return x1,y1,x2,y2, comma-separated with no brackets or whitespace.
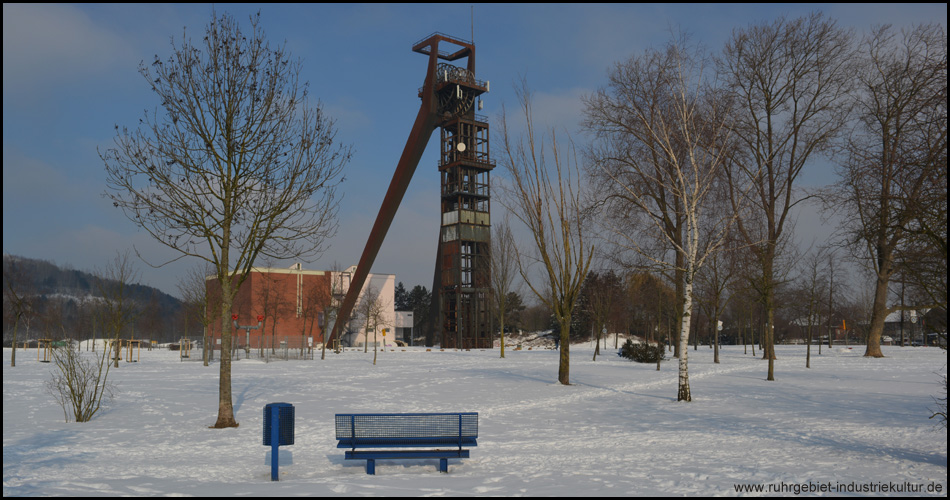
326,32,494,350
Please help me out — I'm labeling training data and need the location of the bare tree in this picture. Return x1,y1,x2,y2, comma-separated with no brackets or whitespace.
821,248,848,352
137,291,163,347
696,232,740,365
498,81,594,386
176,264,217,366
47,251,137,422
580,270,623,361
3,257,37,367
101,12,350,428
491,218,519,358
827,24,947,357
355,283,390,365
727,281,761,356
906,148,947,338
96,251,140,368
300,274,330,358
40,298,70,344
254,264,291,357
321,264,349,359
794,245,833,368
584,36,736,401
75,295,96,352
626,271,677,348
584,44,689,359
719,12,854,379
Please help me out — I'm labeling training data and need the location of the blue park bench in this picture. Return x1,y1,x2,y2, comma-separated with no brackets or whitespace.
334,412,478,475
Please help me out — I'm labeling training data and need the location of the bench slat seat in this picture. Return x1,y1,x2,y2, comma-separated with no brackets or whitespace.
338,437,479,448
335,412,477,474
345,449,470,460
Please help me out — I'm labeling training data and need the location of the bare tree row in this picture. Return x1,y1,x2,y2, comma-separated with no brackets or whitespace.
497,14,946,400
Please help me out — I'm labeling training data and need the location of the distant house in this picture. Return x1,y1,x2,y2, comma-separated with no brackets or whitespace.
205,264,394,351
882,308,929,345
394,310,415,345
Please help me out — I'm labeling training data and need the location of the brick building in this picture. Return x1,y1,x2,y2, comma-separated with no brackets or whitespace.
206,264,395,352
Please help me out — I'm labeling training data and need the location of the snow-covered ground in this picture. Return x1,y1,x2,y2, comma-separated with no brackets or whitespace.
3,342,947,496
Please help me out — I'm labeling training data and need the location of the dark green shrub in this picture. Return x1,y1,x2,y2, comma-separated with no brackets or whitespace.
618,339,665,363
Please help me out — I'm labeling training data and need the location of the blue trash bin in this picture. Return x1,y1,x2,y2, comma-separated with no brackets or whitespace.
263,403,294,480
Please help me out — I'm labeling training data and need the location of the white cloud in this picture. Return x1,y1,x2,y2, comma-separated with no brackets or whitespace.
489,85,593,160
2,4,135,97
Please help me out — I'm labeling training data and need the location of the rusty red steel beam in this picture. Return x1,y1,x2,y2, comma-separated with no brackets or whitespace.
327,34,474,349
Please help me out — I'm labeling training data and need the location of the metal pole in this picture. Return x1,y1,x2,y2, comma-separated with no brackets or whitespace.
270,405,280,481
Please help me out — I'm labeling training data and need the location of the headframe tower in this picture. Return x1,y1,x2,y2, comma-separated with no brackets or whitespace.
327,33,493,350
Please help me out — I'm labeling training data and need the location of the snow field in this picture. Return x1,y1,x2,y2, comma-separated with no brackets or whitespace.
3,344,947,496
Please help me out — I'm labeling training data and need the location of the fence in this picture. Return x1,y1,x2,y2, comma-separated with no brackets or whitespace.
180,335,320,362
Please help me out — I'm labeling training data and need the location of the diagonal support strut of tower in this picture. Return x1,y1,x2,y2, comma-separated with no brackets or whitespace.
326,33,476,351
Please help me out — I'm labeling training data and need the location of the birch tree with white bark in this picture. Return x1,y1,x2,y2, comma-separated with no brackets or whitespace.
584,35,737,401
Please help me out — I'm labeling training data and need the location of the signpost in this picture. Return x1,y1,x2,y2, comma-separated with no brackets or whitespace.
233,314,264,359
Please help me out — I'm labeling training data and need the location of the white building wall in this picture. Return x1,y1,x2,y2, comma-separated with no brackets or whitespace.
332,267,395,347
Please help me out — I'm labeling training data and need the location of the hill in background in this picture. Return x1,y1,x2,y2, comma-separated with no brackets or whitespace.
3,254,197,346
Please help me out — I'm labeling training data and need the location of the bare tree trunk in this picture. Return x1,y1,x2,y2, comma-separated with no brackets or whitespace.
5,259,37,368
744,322,750,353
713,314,720,364
765,300,776,381
864,270,891,358
805,316,815,370
749,311,756,358
213,273,237,429
11,321,18,367
558,317,571,385
593,329,601,361
678,277,694,402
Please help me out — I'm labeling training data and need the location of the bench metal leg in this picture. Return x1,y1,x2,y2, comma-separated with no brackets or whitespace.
345,448,472,475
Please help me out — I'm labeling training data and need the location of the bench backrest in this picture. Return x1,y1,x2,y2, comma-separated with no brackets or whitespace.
335,412,478,448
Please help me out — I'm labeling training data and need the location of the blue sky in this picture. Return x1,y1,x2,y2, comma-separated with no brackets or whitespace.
3,3,947,298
